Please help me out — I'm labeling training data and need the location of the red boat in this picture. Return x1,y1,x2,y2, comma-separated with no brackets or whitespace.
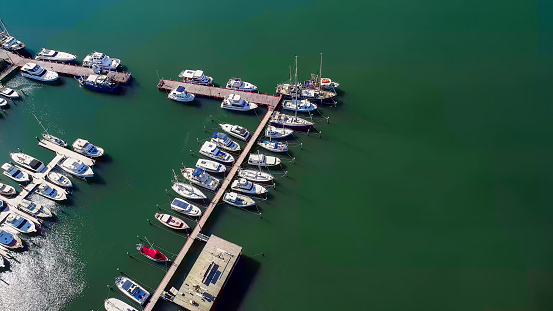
137,244,170,263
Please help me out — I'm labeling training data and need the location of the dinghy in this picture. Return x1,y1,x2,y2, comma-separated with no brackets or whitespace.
211,132,241,152
0,229,23,250
237,169,274,183
196,158,226,174
104,298,138,311
47,171,73,188
223,192,256,208
219,123,251,141
247,154,281,167
115,276,150,305
231,178,268,195
18,199,53,218
0,183,16,196
258,141,288,153
2,163,30,182
199,142,234,163
181,167,220,191
37,183,67,201
154,213,189,230
136,244,170,263
171,182,206,200
265,125,294,139
42,133,67,147
171,198,202,217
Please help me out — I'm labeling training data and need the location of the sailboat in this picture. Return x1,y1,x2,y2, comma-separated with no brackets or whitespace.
34,113,68,147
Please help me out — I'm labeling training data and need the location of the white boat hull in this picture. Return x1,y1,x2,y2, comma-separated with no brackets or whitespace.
237,169,274,183
21,71,59,82
104,298,138,311
172,182,207,200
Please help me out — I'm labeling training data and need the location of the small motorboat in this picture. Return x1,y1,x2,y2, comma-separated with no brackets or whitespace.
270,111,313,131
181,167,220,191
282,99,318,113
4,212,38,234
237,169,274,183
42,133,68,147
34,48,77,62
76,75,120,93
223,192,256,208
0,182,16,196
115,276,150,305
0,85,19,98
172,182,206,200
168,86,195,102
265,125,294,139
320,77,340,89
154,213,189,230
20,63,59,82
0,229,23,250
178,69,213,85
10,152,47,173
258,141,288,153
72,138,104,157
220,94,258,111
136,244,170,263
82,52,120,70
171,198,202,217
104,298,138,311
18,199,53,218
219,123,250,141
0,98,7,108
247,154,281,167
225,78,258,92
199,142,234,164
37,183,67,201
211,132,241,152
231,178,268,195
47,171,73,188
2,163,30,182
1,35,24,51
57,157,94,178
196,158,226,174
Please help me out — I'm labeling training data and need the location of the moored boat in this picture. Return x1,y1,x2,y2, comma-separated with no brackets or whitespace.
270,111,313,131
225,77,258,92
171,182,206,200
231,178,268,195
219,123,250,141
0,85,19,98
223,192,256,208
247,154,281,167
136,244,170,263
20,63,58,82
196,158,226,174
83,52,120,70
178,69,213,85
199,142,234,163
265,125,294,139
37,183,67,201
258,141,288,153
0,229,23,250
1,35,24,51
181,167,220,191
104,298,138,311
220,94,258,111
115,276,150,305
76,75,120,93
0,98,6,108
0,182,16,196
171,198,202,217
168,86,195,102
35,48,77,62
47,171,73,188
282,99,318,113
18,199,53,218
237,169,274,183
154,213,189,230
211,132,241,152
4,212,38,234
42,133,67,147
1,163,30,182
10,152,46,173
72,138,104,157
57,157,94,178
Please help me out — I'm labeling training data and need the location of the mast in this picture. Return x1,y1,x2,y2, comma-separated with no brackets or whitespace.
32,113,48,134
294,56,299,120
319,52,323,91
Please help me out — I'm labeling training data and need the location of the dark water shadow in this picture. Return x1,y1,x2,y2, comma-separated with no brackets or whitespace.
88,173,106,185
96,153,113,164
214,255,261,311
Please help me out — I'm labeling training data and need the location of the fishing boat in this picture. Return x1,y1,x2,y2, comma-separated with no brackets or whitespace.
37,183,67,201
171,198,202,217
136,244,170,263
20,63,58,82
57,157,94,178
219,123,250,141
0,85,19,98
4,213,38,234
220,94,258,111
115,276,150,305
237,169,274,183
34,48,77,62
10,152,47,173
154,213,189,230
181,167,220,191
168,86,195,102
178,69,213,85
171,182,206,200
47,171,73,188
1,163,30,182
282,99,317,113
265,125,294,139
270,111,313,131
72,138,104,158
258,141,288,153
199,142,234,163
104,298,138,311
247,153,281,167
18,199,53,218
0,182,16,196
1,35,24,51
196,158,226,174
231,178,268,195
82,52,120,70
76,75,120,93
211,132,241,152
225,78,258,92
223,192,256,208
0,229,23,250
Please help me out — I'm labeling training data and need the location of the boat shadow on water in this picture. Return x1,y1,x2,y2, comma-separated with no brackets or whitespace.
214,255,261,311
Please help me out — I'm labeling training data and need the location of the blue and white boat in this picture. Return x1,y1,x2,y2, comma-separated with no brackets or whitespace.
181,167,220,191
219,123,251,141
1,163,30,182
76,74,119,93
270,111,313,131
223,192,256,208
4,212,38,234
196,158,226,174
115,276,150,305
211,132,241,152
82,52,120,70
72,138,104,158
220,94,257,111
171,198,202,217
258,141,288,153
199,142,234,163
226,78,258,92
265,125,294,139
168,86,195,102
282,99,318,113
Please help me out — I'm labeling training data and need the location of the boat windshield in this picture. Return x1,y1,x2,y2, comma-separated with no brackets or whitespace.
29,159,43,170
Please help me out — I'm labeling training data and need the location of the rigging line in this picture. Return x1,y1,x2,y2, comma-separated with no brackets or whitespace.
127,251,169,272
224,202,262,216
117,269,158,292
146,218,190,239
139,236,179,257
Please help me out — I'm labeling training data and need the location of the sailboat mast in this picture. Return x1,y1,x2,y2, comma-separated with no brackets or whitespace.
319,52,323,91
32,113,48,134
294,56,299,120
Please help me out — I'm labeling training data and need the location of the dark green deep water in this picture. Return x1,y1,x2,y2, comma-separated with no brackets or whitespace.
0,0,552,310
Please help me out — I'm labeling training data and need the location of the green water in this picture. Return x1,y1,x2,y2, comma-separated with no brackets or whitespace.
0,0,552,310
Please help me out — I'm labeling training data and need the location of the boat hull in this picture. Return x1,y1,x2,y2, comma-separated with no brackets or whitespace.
172,182,207,200
155,213,189,230
104,298,138,311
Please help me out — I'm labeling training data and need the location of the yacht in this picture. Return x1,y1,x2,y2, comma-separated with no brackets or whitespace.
181,167,220,191
4,213,38,234
199,142,234,163
42,133,67,147
37,183,67,201
2,163,30,182
115,276,150,305
237,169,274,183
231,178,268,195
282,99,318,113
0,229,23,250
270,111,313,131
82,52,120,70
18,199,53,218
225,78,258,92
104,298,138,311
223,192,256,208
76,75,119,93
219,123,250,141
72,138,104,157
0,35,24,51
57,157,94,178
171,182,206,200
47,171,73,188
211,132,241,152
34,48,76,62
178,69,213,85
20,63,59,82
10,152,47,173
171,198,202,217
247,154,281,167
265,125,294,139
196,158,226,174
0,183,16,196
258,141,288,153
0,85,19,98
221,94,257,111
155,213,189,230
168,86,195,102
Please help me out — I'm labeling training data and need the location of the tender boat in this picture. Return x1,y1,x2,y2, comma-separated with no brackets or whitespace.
282,99,318,113
199,142,234,163
219,123,250,141
104,298,138,311
237,169,274,183
220,94,258,111
76,75,119,93
57,157,94,178
0,182,16,196
231,178,268,195
136,244,170,263
1,35,24,51
47,171,73,188
258,141,289,153
225,78,258,92
2,163,30,182
18,199,53,218
42,133,67,147
168,86,195,102
154,213,189,230
10,152,47,173
37,183,67,201
196,158,226,174
35,48,76,62
247,154,281,167
72,138,104,157
171,182,206,200
4,212,38,234
223,192,256,208
20,63,59,82
0,85,19,98
171,198,202,217
265,125,294,139
115,276,150,305
82,52,120,70
211,132,241,152
181,167,220,191
178,69,213,85
320,77,340,89
0,229,23,250
270,111,313,131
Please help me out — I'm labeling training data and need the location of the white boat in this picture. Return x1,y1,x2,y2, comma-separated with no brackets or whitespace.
258,141,288,153
199,142,234,164
181,167,220,191
282,99,318,112
0,183,16,196
4,213,37,234
270,111,313,131
237,169,274,183
115,276,150,306
0,85,19,98
178,69,213,85
82,52,120,70
1,35,24,51
57,157,94,178
220,94,258,111
211,132,241,152
171,182,206,200
168,86,195,102
18,199,53,218
34,48,77,62
219,123,250,141
0,254,4,268
0,98,6,107
2,163,30,182
20,63,59,82
265,125,294,139
231,178,268,195
42,133,68,147
37,183,67,201
320,77,340,89
196,158,226,174
72,138,104,157
104,298,138,311
0,229,23,250
247,154,281,167
155,213,189,230
10,152,46,173
171,198,202,217
47,171,73,188
223,192,256,208
225,78,258,92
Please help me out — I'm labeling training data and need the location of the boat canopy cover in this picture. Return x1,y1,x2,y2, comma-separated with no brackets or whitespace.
227,192,237,201
122,280,133,291
29,159,43,170
212,132,221,139
192,168,204,177
176,86,185,92
172,198,192,211
0,230,14,245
